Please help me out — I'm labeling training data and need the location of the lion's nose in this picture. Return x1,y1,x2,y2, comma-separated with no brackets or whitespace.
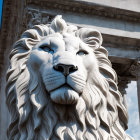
53,64,78,76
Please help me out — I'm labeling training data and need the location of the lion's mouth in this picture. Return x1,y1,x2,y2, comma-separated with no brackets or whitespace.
43,74,86,104
49,83,80,105
49,83,77,93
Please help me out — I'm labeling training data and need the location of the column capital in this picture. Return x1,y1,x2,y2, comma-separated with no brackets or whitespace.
129,59,140,78
118,77,131,109
118,76,131,95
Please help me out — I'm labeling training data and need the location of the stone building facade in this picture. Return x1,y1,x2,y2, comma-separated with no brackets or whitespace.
0,0,140,139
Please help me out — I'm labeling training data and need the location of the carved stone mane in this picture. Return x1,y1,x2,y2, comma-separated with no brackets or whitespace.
6,16,132,140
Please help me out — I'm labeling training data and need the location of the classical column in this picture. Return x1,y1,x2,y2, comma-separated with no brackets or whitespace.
118,77,130,109
129,61,140,119
137,67,140,120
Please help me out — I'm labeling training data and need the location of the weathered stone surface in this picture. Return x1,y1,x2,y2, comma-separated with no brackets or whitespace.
6,16,132,140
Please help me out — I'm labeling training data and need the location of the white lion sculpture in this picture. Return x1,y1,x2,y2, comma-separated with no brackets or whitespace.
6,16,132,140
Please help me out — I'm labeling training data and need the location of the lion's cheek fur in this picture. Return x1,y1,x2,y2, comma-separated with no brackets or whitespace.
67,75,86,93
50,86,79,104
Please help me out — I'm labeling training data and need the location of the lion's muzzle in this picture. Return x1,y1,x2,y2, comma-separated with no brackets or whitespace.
42,51,86,105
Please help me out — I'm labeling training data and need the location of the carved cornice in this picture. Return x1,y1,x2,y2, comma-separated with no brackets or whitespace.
26,0,140,23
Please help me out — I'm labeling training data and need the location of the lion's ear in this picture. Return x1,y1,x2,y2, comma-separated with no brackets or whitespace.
76,28,103,49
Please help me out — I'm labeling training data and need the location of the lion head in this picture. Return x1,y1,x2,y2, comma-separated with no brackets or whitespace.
6,16,132,140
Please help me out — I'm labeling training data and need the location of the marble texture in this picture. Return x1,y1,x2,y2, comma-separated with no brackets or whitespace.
6,16,133,140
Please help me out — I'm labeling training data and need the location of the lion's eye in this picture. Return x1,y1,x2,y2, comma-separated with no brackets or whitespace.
40,45,54,53
77,50,88,56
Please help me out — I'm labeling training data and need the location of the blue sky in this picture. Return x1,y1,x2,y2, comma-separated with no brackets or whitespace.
0,0,3,28
126,81,140,140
